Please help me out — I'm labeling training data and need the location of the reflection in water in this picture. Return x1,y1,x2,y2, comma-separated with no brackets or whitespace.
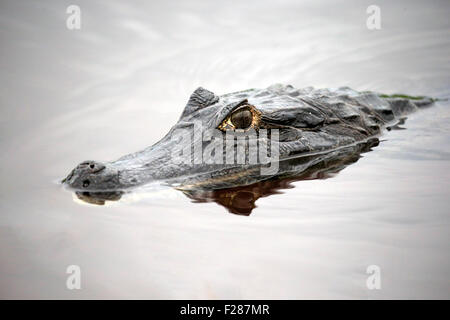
74,138,379,214
75,191,123,205
182,138,379,215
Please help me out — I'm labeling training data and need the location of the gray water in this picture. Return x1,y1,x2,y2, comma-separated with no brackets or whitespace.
1,0,449,299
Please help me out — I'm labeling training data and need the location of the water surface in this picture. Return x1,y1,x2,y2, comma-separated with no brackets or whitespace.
1,0,449,298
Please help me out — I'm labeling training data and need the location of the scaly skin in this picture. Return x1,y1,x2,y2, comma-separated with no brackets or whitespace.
62,84,434,196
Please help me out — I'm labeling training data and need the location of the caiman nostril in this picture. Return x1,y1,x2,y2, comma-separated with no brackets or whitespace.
76,161,106,173
63,160,117,191
91,164,106,173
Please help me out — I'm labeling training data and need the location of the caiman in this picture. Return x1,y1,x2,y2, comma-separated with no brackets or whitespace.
62,84,434,211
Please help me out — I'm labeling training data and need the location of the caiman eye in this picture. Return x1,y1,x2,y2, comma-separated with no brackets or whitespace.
218,104,261,131
231,108,253,129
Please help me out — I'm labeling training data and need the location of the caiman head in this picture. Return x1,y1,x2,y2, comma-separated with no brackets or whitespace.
62,84,384,195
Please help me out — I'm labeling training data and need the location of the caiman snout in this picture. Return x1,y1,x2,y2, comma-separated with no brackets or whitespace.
62,160,120,191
